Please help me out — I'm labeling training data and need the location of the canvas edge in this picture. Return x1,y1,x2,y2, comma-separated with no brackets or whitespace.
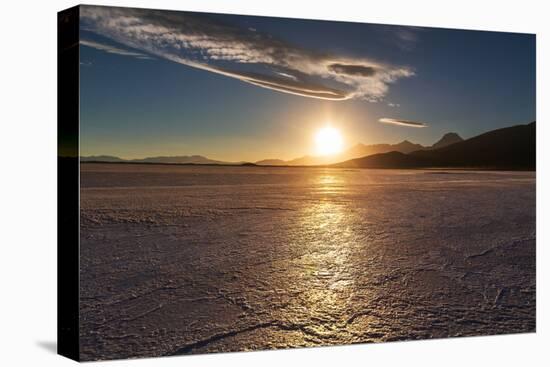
57,4,81,362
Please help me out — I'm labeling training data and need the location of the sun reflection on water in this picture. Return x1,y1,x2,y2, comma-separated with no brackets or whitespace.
285,172,358,334
263,169,382,344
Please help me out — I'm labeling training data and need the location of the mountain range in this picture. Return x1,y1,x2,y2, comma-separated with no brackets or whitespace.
333,122,535,170
81,133,461,166
80,122,535,170
256,132,463,166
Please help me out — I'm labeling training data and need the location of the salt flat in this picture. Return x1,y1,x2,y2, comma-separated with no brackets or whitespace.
79,164,535,361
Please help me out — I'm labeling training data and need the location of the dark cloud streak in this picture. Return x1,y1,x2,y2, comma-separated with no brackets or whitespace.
328,63,377,77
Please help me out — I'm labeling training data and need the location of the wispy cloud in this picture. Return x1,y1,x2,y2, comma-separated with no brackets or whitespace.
379,118,427,128
394,28,421,51
80,6,414,101
80,39,154,59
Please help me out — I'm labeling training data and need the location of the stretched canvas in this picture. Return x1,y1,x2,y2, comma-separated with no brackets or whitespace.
58,4,536,362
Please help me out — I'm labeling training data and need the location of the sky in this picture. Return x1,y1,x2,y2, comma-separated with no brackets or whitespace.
79,5,535,162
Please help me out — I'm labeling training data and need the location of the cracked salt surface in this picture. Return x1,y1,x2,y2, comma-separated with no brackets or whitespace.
79,164,535,361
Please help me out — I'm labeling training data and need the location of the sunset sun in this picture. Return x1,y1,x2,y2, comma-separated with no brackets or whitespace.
315,126,343,156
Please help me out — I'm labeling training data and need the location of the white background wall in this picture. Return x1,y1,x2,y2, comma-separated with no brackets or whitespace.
0,0,547,365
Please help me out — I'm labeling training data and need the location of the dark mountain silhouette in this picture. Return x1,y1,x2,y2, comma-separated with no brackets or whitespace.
390,140,426,153
339,140,425,158
429,132,463,150
333,122,535,170
331,151,432,169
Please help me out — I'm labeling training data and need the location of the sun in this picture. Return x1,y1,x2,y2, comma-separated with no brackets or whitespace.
315,126,343,156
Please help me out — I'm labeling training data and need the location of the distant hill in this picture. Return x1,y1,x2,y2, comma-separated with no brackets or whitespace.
333,122,535,170
255,159,287,166
80,154,240,165
133,155,227,164
80,155,125,162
